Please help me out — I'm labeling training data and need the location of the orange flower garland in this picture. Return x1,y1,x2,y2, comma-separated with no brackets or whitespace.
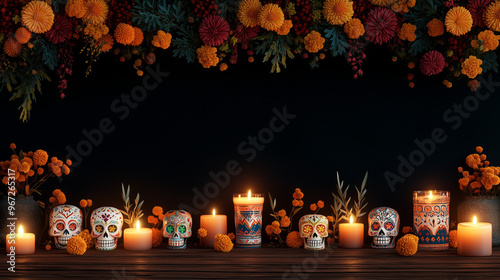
344,18,365,39
114,23,136,45
21,0,55,33
3,38,22,58
304,30,325,53
323,0,354,26
258,4,285,31
238,0,262,28
15,27,32,44
427,18,444,37
484,1,500,32
461,55,482,78
197,45,219,68
445,6,473,36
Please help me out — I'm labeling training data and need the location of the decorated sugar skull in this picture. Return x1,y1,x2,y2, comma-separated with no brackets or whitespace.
368,207,400,248
90,207,123,250
299,214,329,250
163,210,192,249
49,205,83,249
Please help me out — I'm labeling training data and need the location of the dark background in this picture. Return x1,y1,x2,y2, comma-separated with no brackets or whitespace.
2,46,500,242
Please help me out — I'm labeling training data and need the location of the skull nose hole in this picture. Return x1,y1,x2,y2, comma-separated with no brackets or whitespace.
378,229,385,235
104,232,109,238
63,229,69,235
312,233,318,238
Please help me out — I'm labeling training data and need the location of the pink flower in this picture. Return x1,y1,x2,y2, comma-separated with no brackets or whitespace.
365,7,398,45
199,15,230,47
420,50,445,76
467,0,493,27
45,13,73,44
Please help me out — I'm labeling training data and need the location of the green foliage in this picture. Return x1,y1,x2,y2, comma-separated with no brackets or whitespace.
216,0,239,20
255,33,295,73
120,184,145,228
9,69,51,122
324,27,348,57
51,0,68,13
33,36,58,71
405,0,444,30
132,0,186,32
172,24,200,63
409,32,432,56
481,51,498,73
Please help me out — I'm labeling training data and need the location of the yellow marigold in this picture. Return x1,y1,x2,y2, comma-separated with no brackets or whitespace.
33,149,48,166
280,216,291,227
83,0,108,24
79,199,88,208
114,23,135,45
198,228,208,238
152,206,163,216
228,232,235,240
396,234,419,256
238,0,262,28
97,33,114,53
323,0,354,25
148,215,159,225
65,0,86,18
449,230,458,248
304,30,325,53
292,199,300,207
478,30,499,52
344,18,365,39
152,228,163,247
219,63,228,71
131,27,144,46
151,30,172,49
286,231,304,248
370,0,392,6
398,23,417,42
15,27,31,44
272,220,280,228
197,45,219,68
317,200,325,209
3,38,22,58
84,22,109,40
445,6,473,36
258,4,285,31
77,229,94,249
277,209,286,217
276,19,293,35
265,224,274,235
310,203,318,211
67,236,87,255
461,55,482,79
21,0,55,33
427,18,444,37
214,234,233,252
485,1,500,32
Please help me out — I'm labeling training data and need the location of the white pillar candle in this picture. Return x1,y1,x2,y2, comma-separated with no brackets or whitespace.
124,221,152,251
5,226,35,254
458,216,492,257
200,209,227,248
339,216,364,248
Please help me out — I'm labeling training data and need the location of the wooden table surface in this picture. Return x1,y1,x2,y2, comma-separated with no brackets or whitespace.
3,245,500,279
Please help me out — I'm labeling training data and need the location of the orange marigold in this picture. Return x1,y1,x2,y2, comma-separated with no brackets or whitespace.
83,0,108,24
323,0,354,25
79,199,88,208
21,0,55,33
65,0,86,18
148,215,159,225
33,149,48,166
228,232,235,240
197,45,219,68
396,234,419,256
427,18,444,37
97,33,114,52
273,226,282,235
277,209,286,217
258,4,285,31
67,236,87,255
77,229,95,249
304,30,325,53
219,63,228,71
276,19,293,35
298,200,304,207
84,22,109,40
461,55,482,79
292,199,300,207
66,159,72,166
3,38,22,58
15,27,31,44
344,18,365,39
62,164,70,175
10,143,16,150
272,220,280,228
265,224,274,235
151,30,172,49
484,1,500,32
402,226,413,234
449,230,458,248
37,167,44,175
458,166,464,173
370,0,392,6
398,23,417,42
152,206,163,216
197,228,208,238
280,216,291,228
476,146,484,153
327,216,334,222
317,200,325,209
114,23,135,45
286,231,304,248
445,6,473,36
478,30,500,52
87,199,93,207
310,203,318,211
152,228,163,247
19,162,30,173
131,27,144,46
214,234,234,252
237,0,262,28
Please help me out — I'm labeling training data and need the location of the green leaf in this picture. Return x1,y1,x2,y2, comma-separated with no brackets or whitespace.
481,51,498,73
324,27,348,57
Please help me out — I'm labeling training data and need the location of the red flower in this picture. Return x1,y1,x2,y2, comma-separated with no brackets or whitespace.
199,15,230,46
467,0,492,27
234,24,260,44
45,13,73,44
420,50,445,76
365,7,398,45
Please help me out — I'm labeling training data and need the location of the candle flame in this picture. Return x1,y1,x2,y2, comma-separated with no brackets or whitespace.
429,192,433,199
238,194,241,198
350,215,353,224
19,225,24,235
136,221,140,230
213,209,216,216
248,190,251,199
473,216,477,224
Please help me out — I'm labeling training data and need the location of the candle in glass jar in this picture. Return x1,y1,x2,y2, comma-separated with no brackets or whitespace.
457,216,492,256
200,209,227,248
5,226,35,254
123,221,152,251
233,190,264,248
339,216,364,248
413,190,450,251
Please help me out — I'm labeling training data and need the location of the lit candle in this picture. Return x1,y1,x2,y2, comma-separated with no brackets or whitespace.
413,190,450,251
339,216,364,248
457,216,492,257
123,221,152,251
233,190,264,248
5,226,35,254
200,209,227,248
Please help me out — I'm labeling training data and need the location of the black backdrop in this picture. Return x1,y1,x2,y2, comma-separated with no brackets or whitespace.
3,46,500,241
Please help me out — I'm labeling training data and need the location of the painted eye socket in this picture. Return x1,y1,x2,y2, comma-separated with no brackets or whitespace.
371,222,380,231
178,225,186,234
69,223,77,231
56,222,64,231
95,225,103,233
384,222,395,231
166,225,174,234
303,224,313,234
108,225,117,233
316,224,326,234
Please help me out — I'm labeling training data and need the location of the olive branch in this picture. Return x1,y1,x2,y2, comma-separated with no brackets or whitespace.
119,184,144,228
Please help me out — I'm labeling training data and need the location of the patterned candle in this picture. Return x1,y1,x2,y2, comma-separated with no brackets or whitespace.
413,190,450,251
233,190,264,248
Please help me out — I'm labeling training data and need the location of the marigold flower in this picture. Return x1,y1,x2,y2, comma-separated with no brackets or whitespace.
478,30,499,52
2,177,9,185
398,23,417,41
273,227,282,234
317,200,325,209
219,63,228,71
79,199,88,208
445,7,473,36
408,62,415,69
19,162,30,173
484,1,500,31
402,226,413,234
3,38,22,58
27,170,35,177
152,206,163,216
286,231,304,248
310,203,318,211
396,234,419,256
114,23,135,45
280,216,291,228
49,197,56,204
272,220,280,228
152,228,163,247
458,166,464,173
258,4,285,31
198,228,208,238
66,0,86,18
344,18,365,39
277,209,286,217
15,27,31,44
84,22,109,40
131,27,144,46
10,143,16,150
276,19,293,35
304,30,325,53
151,30,172,49
77,229,95,249
427,18,444,37
21,0,55,33
461,55,482,79
298,200,304,207
327,216,334,222
265,224,274,235
295,188,301,193
45,244,52,251
83,0,108,24
449,230,458,248
148,215,159,225
67,236,87,255
62,165,70,175
292,199,300,207
228,233,235,240
87,199,93,207
33,150,48,166
197,45,219,68
21,157,33,167
238,0,262,28
97,33,114,52
66,159,73,166
476,146,484,153
214,234,234,252
370,0,392,6
323,0,354,26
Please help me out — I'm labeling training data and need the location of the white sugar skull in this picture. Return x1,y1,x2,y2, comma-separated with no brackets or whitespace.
90,207,123,250
49,205,83,249
299,214,329,250
368,207,400,248
163,210,192,249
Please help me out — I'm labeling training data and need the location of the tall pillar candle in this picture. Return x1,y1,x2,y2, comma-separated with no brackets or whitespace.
200,209,227,248
413,190,450,251
233,191,264,248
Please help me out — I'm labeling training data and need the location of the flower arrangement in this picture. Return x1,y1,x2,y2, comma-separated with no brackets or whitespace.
119,184,144,228
266,188,304,247
148,206,165,247
0,143,71,197
458,146,500,196
1,0,500,121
